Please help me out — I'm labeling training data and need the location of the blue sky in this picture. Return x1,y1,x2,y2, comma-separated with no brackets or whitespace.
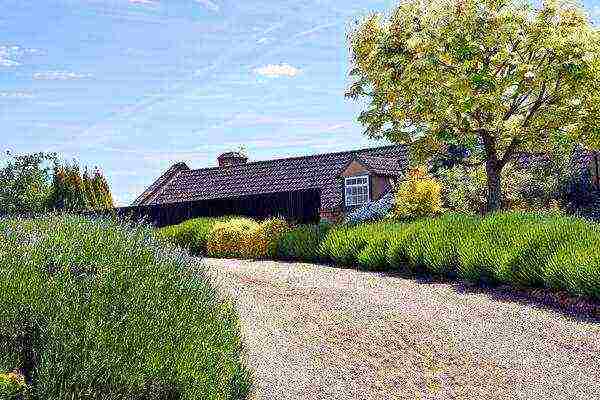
2,0,600,205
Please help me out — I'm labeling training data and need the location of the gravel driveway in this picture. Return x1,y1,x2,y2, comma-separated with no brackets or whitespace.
203,258,600,400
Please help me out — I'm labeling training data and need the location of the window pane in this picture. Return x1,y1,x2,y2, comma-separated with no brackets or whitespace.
345,175,369,206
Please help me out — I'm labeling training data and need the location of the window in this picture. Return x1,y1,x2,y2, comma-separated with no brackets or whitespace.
345,175,370,206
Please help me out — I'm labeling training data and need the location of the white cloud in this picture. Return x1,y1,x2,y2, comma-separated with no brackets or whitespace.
33,71,93,80
253,63,301,78
293,22,336,38
0,45,39,68
195,0,219,12
0,91,35,99
0,59,20,67
129,0,158,5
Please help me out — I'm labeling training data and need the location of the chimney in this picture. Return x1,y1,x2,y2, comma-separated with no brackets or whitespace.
217,151,248,167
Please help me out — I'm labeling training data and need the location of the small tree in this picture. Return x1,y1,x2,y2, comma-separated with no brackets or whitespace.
82,168,98,209
348,0,600,211
48,166,67,210
67,163,87,211
92,169,114,209
0,151,57,215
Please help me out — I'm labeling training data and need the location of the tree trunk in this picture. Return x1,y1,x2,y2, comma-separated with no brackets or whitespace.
485,158,503,212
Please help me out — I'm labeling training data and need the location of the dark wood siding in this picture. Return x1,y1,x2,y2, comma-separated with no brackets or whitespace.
114,189,321,227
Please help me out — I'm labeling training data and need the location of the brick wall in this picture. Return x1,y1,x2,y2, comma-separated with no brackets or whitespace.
319,208,343,223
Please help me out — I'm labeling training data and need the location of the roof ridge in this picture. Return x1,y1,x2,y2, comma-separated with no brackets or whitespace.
183,144,406,173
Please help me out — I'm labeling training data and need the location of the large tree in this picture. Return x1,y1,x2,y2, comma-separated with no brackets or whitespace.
347,0,600,211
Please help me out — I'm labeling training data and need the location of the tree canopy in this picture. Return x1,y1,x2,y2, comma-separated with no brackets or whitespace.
347,0,600,210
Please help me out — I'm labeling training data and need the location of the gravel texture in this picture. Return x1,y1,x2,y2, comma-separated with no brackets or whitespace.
203,258,600,400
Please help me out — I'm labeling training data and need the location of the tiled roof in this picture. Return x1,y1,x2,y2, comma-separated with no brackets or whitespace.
133,145,408,210
131,162,189,206
356,154,406,177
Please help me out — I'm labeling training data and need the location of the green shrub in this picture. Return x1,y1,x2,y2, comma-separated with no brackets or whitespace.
370,212,600,299
546,247,600,299
403,214,478,276
0,215,252,400
357,237,389,271
156,217,229,255
318,222,401,267
435,164,487,214
319,224,372,266
277,222,331,263
385,223,422,272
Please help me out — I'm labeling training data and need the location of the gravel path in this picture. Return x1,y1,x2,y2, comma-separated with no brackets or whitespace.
203,258,600,400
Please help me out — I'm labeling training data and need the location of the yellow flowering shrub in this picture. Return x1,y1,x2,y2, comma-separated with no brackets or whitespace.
394,166,443,219
0,371,27,399
206,217,259,259
206,217,289,259
249,218,290,259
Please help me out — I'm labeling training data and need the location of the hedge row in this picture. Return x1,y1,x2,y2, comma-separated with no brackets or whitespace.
0,216,251,400
161,212,600,300
316,212,600,300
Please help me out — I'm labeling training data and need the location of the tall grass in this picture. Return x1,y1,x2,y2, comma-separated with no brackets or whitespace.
0,215,251,400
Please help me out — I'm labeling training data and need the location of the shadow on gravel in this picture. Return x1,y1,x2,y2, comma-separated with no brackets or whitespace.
396,272,600,324
451,283,600,324
338,264,600,324
220,258,600,324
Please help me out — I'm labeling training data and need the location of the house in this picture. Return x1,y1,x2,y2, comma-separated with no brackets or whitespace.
130,145,408,226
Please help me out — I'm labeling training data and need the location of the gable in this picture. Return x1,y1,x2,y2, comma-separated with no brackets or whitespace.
341,160,370,178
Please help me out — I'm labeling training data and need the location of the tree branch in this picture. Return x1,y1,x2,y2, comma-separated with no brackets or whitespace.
457,158,486,168
522,81,547,129
499,137,521,168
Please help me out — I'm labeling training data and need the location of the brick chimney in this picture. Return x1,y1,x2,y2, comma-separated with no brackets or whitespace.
217,151,248,167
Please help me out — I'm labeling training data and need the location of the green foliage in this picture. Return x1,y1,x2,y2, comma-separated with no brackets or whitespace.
356,236,390,271
162,217,290,260
82,168,98,209
92,169,114,209
394,166,443,219
318,222,402,267
157,217,230,255
435,145,574,213
348,0,600,211
276,222,332,263
0,216,252,399
436,165,487,213
0,152,57,215
318,226,368,266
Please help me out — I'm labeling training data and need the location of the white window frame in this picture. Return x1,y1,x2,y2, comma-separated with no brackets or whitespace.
345,175,370,206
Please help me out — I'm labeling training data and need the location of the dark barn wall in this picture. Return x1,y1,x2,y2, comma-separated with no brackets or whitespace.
115,189,321,227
